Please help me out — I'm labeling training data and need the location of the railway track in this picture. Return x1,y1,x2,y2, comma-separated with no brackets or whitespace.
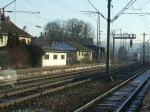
0,62,145,110
0,66,109,109
0,67,106,95
75,67,150,112
0,62,135,94
0,62,134,82
0,64,141,97
0,62,140,87
0,66,105,86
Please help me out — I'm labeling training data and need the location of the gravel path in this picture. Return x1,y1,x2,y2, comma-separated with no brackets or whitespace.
2,80,121,112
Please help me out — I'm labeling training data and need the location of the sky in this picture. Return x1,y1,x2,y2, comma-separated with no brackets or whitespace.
1,0,150,48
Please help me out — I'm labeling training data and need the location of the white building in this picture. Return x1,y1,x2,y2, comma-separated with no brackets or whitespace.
52,41,94,65
42,46,67,67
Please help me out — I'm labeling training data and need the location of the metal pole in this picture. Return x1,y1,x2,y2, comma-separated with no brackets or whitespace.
143,32,145,64
148,42,150,63
113,37,115,64
106,0,111,76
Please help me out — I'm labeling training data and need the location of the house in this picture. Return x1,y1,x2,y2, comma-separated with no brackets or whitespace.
52,41,94,64
0,16,32,47
42,46,67,67
32,33,54,46
84,45,105,63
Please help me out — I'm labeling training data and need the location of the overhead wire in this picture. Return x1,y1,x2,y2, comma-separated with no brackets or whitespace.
135,0,150,33
125,0,150,33
112,0,137,22
139,0,150,34
47,0,81,15
140,0,150,10
55,0,81,13
36,0,65,19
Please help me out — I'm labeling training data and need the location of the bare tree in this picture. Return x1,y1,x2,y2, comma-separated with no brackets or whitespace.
44,18,95,44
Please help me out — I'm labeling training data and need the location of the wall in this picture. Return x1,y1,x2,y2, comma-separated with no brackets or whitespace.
77,51,92,61
42,52,67,67
0,36,7,47
19,37,31,44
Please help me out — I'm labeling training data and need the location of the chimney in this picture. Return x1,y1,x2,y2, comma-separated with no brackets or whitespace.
23,26,27,32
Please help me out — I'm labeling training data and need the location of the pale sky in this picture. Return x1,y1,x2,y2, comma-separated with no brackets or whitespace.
1,0,150,46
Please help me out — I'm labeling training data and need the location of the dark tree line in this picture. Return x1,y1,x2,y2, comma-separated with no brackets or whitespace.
44,18,95,44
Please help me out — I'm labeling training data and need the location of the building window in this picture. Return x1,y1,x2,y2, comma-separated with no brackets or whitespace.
53,55,57,59
44,54,49,59
61,55,65,59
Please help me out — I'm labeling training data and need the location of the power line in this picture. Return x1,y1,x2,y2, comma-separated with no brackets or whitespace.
128,0,150,33
6,10,40,14
111,0,137,22
140,0,150,10
48,0,80,15
87,0,107,20
123,12,150,14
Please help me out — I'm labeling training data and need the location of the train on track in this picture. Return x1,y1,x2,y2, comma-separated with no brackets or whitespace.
133,52,140,61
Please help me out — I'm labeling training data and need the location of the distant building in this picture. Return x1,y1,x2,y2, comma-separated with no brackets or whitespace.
84,45,105,63
32,33,55,46
69,37,94,46
41,46,67,67
80,38,94,46
0,16,31,47
52,41,94,65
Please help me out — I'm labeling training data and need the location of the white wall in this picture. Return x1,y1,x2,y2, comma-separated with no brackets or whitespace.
42,52,67,67
0,36,7,47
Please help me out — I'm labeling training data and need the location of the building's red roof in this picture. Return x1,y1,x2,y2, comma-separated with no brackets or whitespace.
0,16,31,37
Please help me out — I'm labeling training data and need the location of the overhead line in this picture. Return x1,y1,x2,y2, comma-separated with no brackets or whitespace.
87,0,107,20
56,0,81,13
48,0,80,15
123,13,150,14
140,0,150,10
131,0,150,33
111,0,137,22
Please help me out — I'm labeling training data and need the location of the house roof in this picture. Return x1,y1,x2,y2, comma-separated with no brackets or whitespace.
66,41,94,52
32,35,53,46
33,36,49,46
42,46,67,53
52,41,94,52
84,45,105,51
52,42,77,51
0,16,31,37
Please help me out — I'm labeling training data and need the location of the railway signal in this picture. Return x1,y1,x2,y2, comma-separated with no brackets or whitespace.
130,39,133,47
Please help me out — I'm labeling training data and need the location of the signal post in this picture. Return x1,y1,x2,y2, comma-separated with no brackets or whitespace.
113,33,136,64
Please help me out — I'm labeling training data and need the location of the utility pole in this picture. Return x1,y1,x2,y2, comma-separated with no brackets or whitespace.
106,0,111,76
1,0,16,21
0,9,1,30
85,0,107,63
81,11,101,62
141,32,148,64
97,13,100,47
